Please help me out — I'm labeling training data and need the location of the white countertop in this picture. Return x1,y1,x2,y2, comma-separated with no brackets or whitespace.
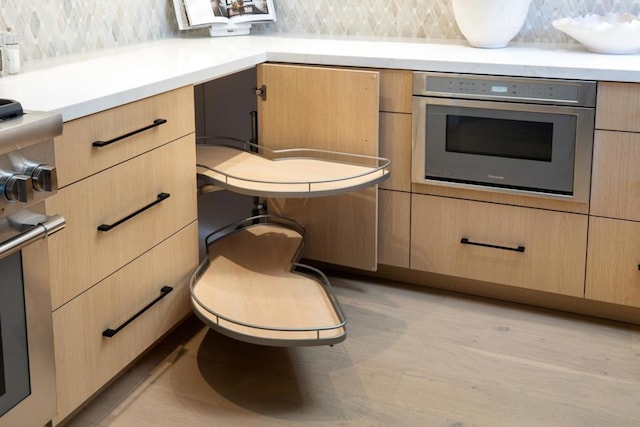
1,34,639,121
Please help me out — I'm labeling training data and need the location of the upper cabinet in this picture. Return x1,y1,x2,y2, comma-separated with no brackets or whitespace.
256,63,381,271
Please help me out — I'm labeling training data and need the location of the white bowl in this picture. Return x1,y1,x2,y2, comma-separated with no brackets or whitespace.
452,0,532,48
552,13,640,54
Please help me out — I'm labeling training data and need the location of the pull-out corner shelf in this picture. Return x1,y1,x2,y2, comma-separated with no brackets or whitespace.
192,142,389,347
196,142,390,197
191,216,347,347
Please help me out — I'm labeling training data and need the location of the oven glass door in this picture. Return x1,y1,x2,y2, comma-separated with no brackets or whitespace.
424,100,577,195
0,251,31,417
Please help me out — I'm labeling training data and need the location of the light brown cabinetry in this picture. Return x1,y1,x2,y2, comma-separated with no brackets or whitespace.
379,110,412,192
48,136,197,309
343,70,640,321
596,81,640,132
378,190,410,268
48,87,198,424
586,217,640,306
54,86,195,187
257,63,380,271
590,130,640,221
586,82,640,308
411,194,588,297
255,65,413,271
53,223,197,421
377,70,412,268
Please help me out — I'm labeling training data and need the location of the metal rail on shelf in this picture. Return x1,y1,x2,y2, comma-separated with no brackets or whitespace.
195,136,391,198
190,215,347,347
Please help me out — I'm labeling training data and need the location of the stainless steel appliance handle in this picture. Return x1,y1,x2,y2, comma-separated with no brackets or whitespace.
0,215,65,260
417,96,594,115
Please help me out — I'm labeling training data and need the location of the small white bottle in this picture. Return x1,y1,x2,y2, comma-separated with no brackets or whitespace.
4,29,21,75
0,32,5,77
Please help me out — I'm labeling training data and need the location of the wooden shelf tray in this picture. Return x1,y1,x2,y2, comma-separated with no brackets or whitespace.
196,142,390,197
190,216,347,347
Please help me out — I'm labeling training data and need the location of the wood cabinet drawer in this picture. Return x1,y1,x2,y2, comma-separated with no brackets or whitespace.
590,130,640,221
378,189,410,268
47,135,197,309
586,217,640,307
410,195,588,296
54,86,194,187
596,82,640,132
378,69,412,114
52,222,198,423
379,112,411,192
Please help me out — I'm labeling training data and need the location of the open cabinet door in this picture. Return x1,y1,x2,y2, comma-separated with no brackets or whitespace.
257,63,380,271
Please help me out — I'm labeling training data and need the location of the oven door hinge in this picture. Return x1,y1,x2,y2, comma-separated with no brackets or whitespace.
255,85,267,101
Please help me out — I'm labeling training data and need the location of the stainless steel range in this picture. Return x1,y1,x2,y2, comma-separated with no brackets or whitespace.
0,99,65,427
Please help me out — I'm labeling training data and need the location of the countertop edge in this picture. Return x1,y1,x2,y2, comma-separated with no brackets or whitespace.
0,35,638,121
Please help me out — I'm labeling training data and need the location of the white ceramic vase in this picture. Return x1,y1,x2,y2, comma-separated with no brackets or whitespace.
452,0,532,48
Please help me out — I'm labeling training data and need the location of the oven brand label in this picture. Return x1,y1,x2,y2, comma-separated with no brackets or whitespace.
488,174,505,180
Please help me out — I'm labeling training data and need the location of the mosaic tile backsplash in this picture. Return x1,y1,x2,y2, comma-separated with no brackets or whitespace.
2,0,640,65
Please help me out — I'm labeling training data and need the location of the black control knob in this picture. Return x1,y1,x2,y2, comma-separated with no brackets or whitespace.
30,164,58,192
4,174,33,202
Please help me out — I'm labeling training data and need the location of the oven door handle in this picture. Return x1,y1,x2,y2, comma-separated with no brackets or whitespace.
0,215,66,260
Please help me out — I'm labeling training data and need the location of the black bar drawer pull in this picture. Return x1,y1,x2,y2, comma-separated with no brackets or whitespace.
102,286,173,338
460,237,525,253
92,118,167,148
98,192,170,232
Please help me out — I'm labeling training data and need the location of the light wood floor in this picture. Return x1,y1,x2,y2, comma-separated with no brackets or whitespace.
65,273,640,427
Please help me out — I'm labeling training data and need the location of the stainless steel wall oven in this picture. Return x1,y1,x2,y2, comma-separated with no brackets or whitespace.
412,72,597,201
0,100,64,427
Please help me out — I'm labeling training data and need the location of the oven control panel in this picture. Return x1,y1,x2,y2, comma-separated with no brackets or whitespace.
433,78,577,102
414,72,597,107
0,173,33,203
0,110,62,216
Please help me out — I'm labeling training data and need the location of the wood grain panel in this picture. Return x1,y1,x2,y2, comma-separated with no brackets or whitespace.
55,86,195,187
378,69,412,113
590,130,640,221
596,81,640,132
411,182,589,214
586,217,640,307
52,222,198,424
410,194,588,296
268,191,378,270
379,112,412,192
257,63,380,271
378,189,410,268
46,136,197,309
257,63,379,154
